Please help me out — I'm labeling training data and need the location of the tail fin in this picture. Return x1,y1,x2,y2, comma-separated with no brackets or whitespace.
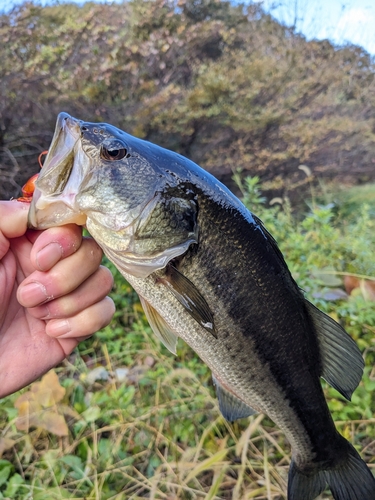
288,443,375,500
288,460,325,499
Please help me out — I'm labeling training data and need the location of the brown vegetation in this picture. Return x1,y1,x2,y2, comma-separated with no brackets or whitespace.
1,0,375,202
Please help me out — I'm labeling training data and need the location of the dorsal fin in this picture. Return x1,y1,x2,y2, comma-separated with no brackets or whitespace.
305,300,364,400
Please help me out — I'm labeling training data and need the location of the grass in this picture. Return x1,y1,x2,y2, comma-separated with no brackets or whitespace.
0,179,375,499
318,182,375,221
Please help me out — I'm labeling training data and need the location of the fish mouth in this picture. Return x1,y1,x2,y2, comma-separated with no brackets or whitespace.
28,112,88,229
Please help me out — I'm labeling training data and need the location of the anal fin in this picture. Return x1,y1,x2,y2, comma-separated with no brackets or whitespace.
140,296,178,355
212,375,257,422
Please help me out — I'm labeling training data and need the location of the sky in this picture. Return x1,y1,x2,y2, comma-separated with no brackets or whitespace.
258,0,375,55
1,0,375,55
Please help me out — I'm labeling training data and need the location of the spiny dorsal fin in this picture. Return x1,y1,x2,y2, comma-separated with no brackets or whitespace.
212,375,257,422
305,300,364,400
163,264,217,337
140,296,178,354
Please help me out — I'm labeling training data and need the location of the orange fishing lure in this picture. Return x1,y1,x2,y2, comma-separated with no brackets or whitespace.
17,150,48,203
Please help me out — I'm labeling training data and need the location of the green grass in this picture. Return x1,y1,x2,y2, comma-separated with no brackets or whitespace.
0,179,375,499
318,182,375,221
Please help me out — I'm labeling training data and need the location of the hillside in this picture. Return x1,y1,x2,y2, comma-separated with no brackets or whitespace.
1,0,375,202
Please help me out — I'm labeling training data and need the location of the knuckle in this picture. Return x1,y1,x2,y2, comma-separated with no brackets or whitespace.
44,297,69,318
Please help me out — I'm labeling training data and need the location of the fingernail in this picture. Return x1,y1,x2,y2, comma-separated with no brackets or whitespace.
36,242,63,271
19,282,47,306
47,320,71,337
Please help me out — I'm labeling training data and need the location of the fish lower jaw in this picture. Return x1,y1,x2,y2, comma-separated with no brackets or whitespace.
28,200,87,229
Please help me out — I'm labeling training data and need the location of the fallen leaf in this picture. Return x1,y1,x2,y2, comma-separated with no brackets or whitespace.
58,405,81,420
361,279,375,301
14,392,36,409
41,411,69,437
344,275,375,301
344,275,360,295
15,400,41,431
14,370,69,436
31,371,65,407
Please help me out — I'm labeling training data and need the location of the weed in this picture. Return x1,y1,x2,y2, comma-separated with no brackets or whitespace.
0,179,374,498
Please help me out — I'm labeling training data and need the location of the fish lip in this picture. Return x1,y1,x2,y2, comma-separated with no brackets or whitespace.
54,112,82,152
57,111,73,128
27,112,85,229
58,112,83,138
37,112,81,182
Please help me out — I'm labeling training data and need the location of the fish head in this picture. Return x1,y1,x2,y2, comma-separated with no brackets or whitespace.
28,113,198,277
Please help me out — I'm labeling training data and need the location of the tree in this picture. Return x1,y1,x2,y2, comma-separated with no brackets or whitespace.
1,0,374,202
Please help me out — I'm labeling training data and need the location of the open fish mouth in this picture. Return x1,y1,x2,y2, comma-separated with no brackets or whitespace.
28,112,88,229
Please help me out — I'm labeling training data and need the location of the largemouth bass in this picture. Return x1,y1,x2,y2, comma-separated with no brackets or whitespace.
28,113,375,500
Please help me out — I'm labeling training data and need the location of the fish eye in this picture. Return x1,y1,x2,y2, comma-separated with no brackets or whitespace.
101,147,127,161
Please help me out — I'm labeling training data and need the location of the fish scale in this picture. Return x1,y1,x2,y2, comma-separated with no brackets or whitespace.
174,191,334,460
123,254,317,464
27,112,375,499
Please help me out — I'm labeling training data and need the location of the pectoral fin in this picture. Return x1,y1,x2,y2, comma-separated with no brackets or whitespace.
212,375,257,422
140,296,178,354
163,264,217,338
306,300,364,400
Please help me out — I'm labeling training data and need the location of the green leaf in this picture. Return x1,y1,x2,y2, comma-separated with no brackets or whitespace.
3,473,24,497
60,455,83,470
33,487,71,500
0,460,14,488
81,406,101,423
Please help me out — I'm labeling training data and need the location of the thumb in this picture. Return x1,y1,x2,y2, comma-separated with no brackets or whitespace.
0,201,29,239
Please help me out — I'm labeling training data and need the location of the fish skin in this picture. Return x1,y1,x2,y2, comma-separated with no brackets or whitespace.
28,113,375,499
122,186,339,464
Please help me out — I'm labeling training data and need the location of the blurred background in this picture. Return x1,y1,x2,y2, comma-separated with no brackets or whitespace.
0,2,375,499
1,0,375,204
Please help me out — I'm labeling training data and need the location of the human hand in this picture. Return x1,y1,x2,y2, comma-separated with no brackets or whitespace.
0,200,115,398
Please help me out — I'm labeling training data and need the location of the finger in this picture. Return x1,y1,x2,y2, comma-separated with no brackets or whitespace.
17,237,103,308
29,224,83,271
46,296,116,347
28,266,114,319
0,201,29,238
0,201,29,259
